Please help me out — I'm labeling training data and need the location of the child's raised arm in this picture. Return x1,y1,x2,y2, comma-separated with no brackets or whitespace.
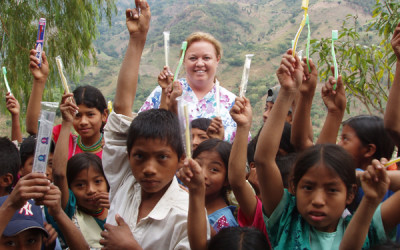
52,93,78,209
26,50,49,135
228,97,257,220
291,58,317,151
177,158,209,250
384,21,400,147
114,0,151,117
255,50,303,217
158,66,174,110
6,93,22,143
317,66,346,144
340,160,389,250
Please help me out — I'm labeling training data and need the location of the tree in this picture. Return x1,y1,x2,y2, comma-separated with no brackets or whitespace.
0,0,117,113
310,0,400,114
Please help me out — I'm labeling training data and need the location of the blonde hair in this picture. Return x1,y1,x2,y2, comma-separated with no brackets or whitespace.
184,32,223,59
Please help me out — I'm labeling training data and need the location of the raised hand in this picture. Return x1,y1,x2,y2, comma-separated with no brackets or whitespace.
276,49,304,92
360,159,390,203
59,93,78,123
6,93,20,116
126,0,151,39
392,22,400,61
177,158,205,192
229,97,252,128
300,57,318,97
321,66,346,114
7,173,50,210
158,66,174,89
207,117,225,140
29,49,49,82
166,80,183,114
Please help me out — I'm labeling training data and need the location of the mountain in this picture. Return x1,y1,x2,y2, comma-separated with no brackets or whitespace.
82,0,376,136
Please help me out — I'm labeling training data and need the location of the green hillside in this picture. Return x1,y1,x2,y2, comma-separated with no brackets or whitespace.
26,0,371,139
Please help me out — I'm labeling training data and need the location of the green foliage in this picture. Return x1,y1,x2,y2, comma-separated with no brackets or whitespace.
311,1,400,114
0,0,117,113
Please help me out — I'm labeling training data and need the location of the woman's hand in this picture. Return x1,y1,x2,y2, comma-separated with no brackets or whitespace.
59,93,78,123
321,66,346,114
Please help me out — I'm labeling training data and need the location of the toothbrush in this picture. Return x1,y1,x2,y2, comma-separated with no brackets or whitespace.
331,30,339,90
2,67,11,95
292,0,309,57
173,41,188,83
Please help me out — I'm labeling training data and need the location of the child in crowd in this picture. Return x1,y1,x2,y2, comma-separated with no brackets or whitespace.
255,49,400,249
48,94,110,247
191,117,225,150
99,1,194,249
19,135,55,183
0,137,20,197
5,93,22,144
228,96,269,240
0,172,89,250
192,118,212,150
26,51,108,159
47,150,109,248
192,138,237,232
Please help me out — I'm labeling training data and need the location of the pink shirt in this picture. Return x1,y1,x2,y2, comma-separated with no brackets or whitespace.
237,196,270,245
52,124,102,159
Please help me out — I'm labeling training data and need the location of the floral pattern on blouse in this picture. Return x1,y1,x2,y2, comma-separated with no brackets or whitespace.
139,78,238,142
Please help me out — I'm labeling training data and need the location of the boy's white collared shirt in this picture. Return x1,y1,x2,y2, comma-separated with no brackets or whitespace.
103,111,204,250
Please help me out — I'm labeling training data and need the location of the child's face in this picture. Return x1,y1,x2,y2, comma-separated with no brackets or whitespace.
0,229,43,250
192,128,209,151
194,150,227,199
338,125,367,165
46,153,53,183
70,166,108,211
295,165,353,232
129,138,180,197
73,104,107,141
19,156,34,177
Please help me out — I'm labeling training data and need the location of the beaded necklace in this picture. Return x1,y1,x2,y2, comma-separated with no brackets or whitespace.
77,133,103,152
80,206,105,217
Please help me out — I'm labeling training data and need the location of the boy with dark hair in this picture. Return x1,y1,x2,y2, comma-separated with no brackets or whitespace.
100,1,195,249
0,137,20,196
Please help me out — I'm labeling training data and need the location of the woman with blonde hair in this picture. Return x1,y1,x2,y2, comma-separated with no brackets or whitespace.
140,32,237,142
